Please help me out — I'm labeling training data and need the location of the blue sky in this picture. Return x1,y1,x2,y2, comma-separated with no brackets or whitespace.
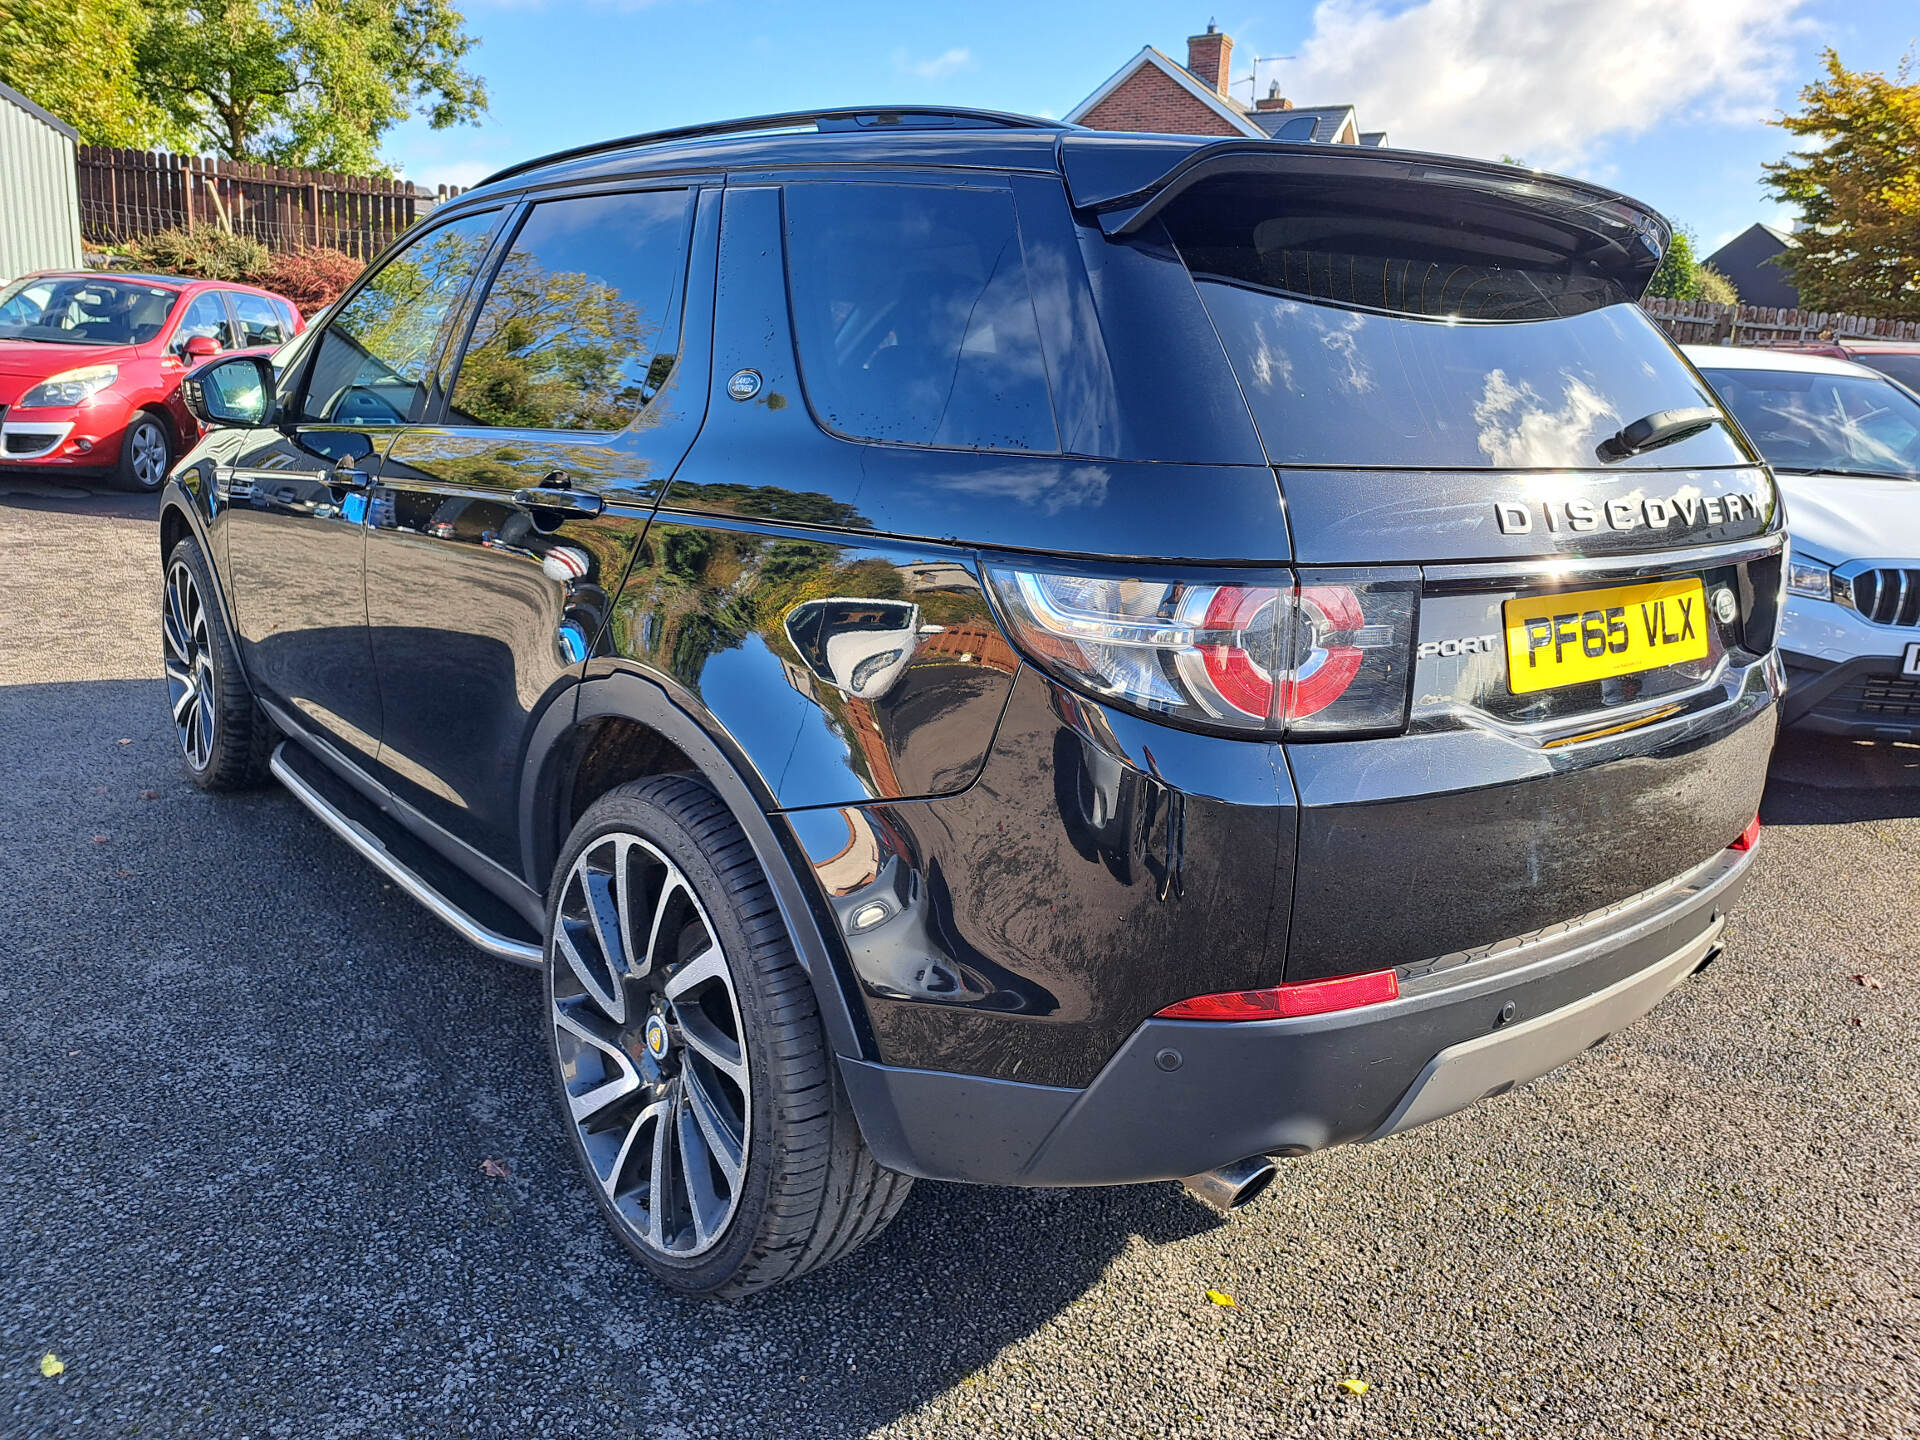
383,0,1919,259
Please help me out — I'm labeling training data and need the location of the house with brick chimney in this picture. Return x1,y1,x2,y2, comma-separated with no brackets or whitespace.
1065,21,1386,146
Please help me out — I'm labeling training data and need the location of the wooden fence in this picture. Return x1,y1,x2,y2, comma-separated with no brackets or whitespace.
77,147,465,259
1641,297,1920,348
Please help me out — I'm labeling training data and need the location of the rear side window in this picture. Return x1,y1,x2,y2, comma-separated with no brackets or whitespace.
446,188,693,431
301,209,499,425
783,182,1058,453
1162,176,1751,471
232,292,290,347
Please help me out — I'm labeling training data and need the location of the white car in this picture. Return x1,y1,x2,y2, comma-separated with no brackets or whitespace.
1687,345,1920,739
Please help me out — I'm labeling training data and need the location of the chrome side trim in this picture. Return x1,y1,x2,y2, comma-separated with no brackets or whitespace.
1424,531,1785,593
270,744,544,967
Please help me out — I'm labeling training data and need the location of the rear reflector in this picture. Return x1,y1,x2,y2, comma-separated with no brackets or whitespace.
1730,816,1762,852
1156,967,1400,1021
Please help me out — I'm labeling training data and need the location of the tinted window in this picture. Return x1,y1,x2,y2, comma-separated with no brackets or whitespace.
232,291,291,347
176,292,234,350
446,189,693,431
784,183,1057,452
1858,353,1920,393
1700,367,1920,479
1198,289,1748,469
301,209,499,425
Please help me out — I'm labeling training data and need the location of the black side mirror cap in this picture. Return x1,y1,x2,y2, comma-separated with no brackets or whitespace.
182,354,277,429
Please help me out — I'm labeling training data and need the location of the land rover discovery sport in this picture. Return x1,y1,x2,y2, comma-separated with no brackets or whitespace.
159,108,1783,1298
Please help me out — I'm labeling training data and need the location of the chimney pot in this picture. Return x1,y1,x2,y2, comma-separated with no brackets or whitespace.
1255,80,1292,112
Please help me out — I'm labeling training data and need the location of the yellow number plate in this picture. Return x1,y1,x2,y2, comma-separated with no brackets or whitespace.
1503,577,1709,694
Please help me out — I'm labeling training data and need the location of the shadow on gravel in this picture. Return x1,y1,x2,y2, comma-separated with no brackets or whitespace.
0,480,158,521
1762,730,1920,825
2,676,1229,1438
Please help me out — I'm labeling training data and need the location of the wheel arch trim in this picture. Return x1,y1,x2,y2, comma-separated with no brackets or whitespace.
523,666,876,1064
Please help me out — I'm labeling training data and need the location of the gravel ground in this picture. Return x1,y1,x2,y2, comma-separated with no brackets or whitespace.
2,483,1917,1439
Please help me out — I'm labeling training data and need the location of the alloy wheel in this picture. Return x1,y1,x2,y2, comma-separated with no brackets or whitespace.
129,419,169,488
549,833,752,1258
161,559,217,771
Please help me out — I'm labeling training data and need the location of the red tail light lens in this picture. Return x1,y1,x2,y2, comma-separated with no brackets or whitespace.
982,561,1418,737
1156,967,1401,1020
1730,815,1762,851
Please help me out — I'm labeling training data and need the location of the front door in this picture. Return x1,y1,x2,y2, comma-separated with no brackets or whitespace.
223,208,505,767
363,186,717,872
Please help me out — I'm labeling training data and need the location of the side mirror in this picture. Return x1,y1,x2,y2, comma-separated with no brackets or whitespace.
183,334,221,359
182,354,275,428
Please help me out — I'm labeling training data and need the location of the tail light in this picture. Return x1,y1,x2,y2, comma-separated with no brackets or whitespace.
983,561,1417,736
1730,815,1762,851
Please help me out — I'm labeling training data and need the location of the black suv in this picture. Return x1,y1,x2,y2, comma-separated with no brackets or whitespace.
160,108,1784,1297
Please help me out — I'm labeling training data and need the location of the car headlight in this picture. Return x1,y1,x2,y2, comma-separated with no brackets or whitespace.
1786,558,1833,600
16,364,119,408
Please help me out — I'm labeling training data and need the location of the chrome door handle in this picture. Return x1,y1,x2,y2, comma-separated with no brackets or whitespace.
515,487,604,517
329,466,372,490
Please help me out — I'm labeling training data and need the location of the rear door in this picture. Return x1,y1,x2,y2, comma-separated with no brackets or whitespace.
1138,158,1786,979
223,207,505,768
360,185,717,871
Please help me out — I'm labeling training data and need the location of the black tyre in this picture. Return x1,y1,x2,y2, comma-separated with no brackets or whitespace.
113,410,172,493
162,536,273,790
545,774,911,1298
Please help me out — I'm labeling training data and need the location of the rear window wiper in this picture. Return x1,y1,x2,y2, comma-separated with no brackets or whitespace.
1596,406,1723,462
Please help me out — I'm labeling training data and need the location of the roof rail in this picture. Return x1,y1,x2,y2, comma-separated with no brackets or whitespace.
477,107,1070,188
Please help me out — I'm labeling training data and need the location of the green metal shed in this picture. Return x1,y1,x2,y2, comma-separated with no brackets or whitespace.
0,80,84,283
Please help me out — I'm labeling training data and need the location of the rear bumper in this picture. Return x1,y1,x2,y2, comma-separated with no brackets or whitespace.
842,841,1752,1186
1781,651,1920,740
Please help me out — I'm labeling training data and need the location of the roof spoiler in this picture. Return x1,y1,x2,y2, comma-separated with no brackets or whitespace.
1059,135,1671,277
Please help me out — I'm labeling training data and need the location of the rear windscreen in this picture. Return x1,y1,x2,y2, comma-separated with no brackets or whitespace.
1161,177,1753,470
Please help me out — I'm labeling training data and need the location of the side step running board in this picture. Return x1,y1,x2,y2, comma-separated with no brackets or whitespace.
270,744,544,967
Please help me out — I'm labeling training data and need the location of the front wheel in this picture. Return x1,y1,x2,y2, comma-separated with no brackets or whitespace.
162,537,272,789
114,412,172,493
545,775,911,1298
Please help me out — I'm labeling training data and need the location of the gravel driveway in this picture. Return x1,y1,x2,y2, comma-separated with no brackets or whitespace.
3,483,1916,1439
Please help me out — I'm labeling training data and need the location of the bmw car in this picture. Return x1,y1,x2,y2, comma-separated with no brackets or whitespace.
1687,345,1920,739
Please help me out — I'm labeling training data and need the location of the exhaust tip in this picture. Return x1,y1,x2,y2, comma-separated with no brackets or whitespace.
1180,1155,1279,1212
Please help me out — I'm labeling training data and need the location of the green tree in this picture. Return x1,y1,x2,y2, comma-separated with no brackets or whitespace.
135,0,486,171
1646,227,1704,300
1764,47,1920,320
0,0,180,145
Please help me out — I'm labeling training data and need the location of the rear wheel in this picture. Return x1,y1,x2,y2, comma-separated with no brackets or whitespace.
544,775,910,1298
114,411,171,493
162,537,272,790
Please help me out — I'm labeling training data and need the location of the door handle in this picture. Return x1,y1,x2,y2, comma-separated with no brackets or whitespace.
515,487,604,518
329,466,372,490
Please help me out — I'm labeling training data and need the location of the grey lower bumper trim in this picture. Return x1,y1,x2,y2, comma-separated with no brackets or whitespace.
1367,917,1722,1140
270,744,544,967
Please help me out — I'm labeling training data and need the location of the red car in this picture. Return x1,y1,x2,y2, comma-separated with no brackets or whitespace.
1773,338,1920,394
0,271,303,492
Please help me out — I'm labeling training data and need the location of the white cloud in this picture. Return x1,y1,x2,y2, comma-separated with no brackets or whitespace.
893,46,974,82
1282,0,1809,170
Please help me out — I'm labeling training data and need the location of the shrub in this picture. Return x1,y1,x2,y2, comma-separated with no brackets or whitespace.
130,224,270,282
1696,265,1741,307
259,245,364,317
